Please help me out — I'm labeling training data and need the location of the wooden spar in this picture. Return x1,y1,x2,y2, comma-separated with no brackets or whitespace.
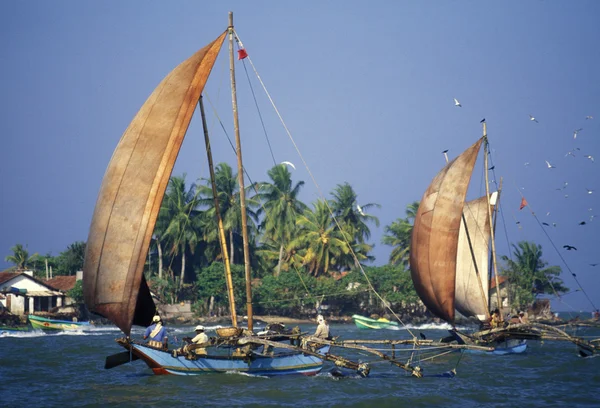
228,12,253,331
237,336,423,376
483,122,503,316
491,177,504,308
199,96,237,327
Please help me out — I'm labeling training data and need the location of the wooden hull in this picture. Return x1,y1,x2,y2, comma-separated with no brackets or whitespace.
28,315,91,331
352,314,399,330
120,340,329,376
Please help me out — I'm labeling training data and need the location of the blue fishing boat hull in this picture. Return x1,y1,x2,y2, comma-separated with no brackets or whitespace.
464,340,528,355
128,342,330,376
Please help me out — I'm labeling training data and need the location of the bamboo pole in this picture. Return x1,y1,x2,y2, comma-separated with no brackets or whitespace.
228,12,253,331
483,123,503,317
199,96,237,327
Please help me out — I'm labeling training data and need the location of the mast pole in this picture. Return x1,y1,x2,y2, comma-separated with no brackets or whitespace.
483,122,503,318
228,12,253,331
493,178,508,308
199,96,237,327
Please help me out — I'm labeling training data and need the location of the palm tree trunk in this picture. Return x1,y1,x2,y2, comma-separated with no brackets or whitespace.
157,240,163,280
179,249,186,301
229,230,235,265
276,243,284,277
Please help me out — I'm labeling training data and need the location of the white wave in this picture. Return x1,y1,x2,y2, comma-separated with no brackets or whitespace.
388,322,470,331
224,370,268,379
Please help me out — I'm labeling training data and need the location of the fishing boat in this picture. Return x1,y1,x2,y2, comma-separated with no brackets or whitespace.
409,125,600,356
82,12,335,377
28,314,90,331
352,314,399,330
0,325,30,335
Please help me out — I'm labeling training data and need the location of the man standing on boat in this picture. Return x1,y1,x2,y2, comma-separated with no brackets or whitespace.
314,315,330,339
144,315,168,349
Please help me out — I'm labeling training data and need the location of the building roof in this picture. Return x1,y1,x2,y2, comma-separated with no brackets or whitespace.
0,272,21,286
46,276,77,292
490,275,508,289
0,271,63,292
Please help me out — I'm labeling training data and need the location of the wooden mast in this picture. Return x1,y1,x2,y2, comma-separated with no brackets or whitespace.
483,122,503,317
199,96,237,327
491,177,506,308
228,12,254,331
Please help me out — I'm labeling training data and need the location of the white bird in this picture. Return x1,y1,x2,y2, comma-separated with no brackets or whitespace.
565,150,576,158
586,188,594,195
524,162,530,166
356,203,365,216
573,128,583,139
585,115,593,120
584,155,594,162
454,98,462,107
280,161,296,170
545,160,556,169
529,115,539,123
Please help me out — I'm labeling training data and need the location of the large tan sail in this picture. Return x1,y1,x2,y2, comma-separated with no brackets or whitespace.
410,138,483,323
83,32,227,335
455,194,494,321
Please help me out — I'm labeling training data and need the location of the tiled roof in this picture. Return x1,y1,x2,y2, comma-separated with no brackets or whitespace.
0,272,21,286
490,275,508,289
46,276,77,291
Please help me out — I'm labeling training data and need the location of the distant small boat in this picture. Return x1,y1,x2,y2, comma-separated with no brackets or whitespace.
352,314,399,330
0,326,30,335
28,315,91,331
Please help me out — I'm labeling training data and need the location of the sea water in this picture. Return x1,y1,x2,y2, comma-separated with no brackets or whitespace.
1,322,598,407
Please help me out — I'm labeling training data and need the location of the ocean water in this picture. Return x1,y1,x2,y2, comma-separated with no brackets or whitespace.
1,322,599,407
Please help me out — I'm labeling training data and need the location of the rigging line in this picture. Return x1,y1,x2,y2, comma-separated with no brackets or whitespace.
206,90,316,303
234,29,415,338
513,184,597,311
238,50,277,166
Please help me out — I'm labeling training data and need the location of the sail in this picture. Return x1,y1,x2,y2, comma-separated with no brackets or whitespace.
410,138,483,323
83,32,227,335
455,194,494,321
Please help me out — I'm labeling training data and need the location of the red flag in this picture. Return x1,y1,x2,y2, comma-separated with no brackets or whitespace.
237,48,248,60
519,197,528,210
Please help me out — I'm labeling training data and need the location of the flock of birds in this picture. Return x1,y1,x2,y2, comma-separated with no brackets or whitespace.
452,97,597,269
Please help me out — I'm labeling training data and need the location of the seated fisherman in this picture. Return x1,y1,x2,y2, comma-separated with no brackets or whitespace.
314,315,330,339
144,315,168,349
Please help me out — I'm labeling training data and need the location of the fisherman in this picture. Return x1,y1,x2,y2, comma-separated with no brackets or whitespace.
144,315,168,349
593,310,600,321
490,309,503,329
518,311,529,324
314,314,330,339
184,325,209,356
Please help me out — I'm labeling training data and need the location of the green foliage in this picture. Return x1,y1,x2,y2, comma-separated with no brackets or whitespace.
193,262,247,315
67,280,84,304
53,242,86,276
382,201,419,267
500,241,569,311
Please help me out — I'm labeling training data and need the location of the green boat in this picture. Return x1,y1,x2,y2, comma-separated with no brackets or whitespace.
28,315,91,331
352,314,399,329
0,326,30,335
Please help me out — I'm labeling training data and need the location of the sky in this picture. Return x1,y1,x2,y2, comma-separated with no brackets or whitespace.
1,1,599,312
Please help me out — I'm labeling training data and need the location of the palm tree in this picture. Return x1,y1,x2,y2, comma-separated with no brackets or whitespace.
500,241,568,310
291,199,351,277
198,163,260,265
258,164,307,277
329,182,380,244
5,244,38,270
161,175,203,295
382,201,419,267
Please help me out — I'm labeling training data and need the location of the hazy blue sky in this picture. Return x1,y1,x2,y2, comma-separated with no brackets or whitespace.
1,1,598,312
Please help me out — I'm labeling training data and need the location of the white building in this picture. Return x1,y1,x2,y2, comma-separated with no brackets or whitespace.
0,271,64,315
